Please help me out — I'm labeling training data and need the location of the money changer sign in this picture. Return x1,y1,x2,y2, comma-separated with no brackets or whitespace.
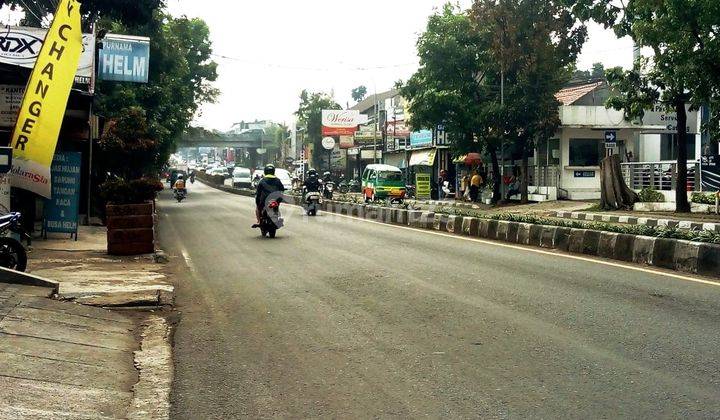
9,0,83,198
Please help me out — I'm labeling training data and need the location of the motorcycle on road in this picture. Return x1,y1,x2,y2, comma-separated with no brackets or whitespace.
259,200,284,238
323,181,335,200
304,191,321,216
174,189,187,203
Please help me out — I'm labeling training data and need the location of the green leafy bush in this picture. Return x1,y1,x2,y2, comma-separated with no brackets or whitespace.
691,192,718,205
100,178,164,205
638,188,665,203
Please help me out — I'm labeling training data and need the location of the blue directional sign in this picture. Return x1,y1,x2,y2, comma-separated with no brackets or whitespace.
604,130,617,144
99,34,150,83
43,152,82,239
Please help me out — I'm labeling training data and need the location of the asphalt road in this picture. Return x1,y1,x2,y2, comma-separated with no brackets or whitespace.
160,181,720,419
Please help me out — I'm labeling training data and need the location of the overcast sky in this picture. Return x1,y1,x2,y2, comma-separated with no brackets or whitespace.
6,1,636,131
165,1,639,131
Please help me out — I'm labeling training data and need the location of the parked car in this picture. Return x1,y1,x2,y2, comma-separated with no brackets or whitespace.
232,167,252,188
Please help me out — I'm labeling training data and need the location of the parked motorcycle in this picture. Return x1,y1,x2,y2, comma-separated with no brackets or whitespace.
174,189,187,203
259,200,283,238
323,181,335,200
338,180,350,194
304,191,321,216
0,212,30,272
405,184,416,200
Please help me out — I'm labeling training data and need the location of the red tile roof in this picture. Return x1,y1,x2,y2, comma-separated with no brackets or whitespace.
555,81,604,106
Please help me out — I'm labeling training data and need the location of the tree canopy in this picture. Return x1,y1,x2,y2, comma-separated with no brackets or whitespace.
401,1,586,202
566,0,720,211
351,86,368,103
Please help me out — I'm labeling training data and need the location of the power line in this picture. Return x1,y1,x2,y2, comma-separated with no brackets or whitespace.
211,53,417,73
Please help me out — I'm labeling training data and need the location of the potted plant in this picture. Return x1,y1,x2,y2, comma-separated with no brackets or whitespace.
100,178,163,255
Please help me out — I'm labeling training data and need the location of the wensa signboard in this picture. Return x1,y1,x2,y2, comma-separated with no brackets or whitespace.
321,110,368,136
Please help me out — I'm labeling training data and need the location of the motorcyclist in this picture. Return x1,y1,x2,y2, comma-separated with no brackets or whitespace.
173,174,186,192
252,164,285,228
322,171,332,184
303,169,321,193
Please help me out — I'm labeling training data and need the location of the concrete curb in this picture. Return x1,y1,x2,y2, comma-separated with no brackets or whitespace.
0,267,60,293
201,179,720,277
554,211,719,232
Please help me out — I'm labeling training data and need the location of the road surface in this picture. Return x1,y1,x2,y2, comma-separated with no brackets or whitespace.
159,181,720,419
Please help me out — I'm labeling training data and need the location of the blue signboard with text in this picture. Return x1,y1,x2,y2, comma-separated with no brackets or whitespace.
43,152,82,238
99,34,150,83
410,129,433,148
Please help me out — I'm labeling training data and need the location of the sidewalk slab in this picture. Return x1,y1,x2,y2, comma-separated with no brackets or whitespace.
0,283,139,419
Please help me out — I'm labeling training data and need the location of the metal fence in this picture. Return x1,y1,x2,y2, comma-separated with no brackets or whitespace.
621,161,701,191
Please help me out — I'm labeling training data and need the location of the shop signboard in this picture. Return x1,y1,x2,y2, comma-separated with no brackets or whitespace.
0,85,23,127
410,130,433,148
701,155,720,192
640,104,699,134
43,152,81,239
322,110,367,136
415,173,432,199
0,26,94,85
360,149,382,160
99,34,150,83
385,120,410,138
339,135,354,149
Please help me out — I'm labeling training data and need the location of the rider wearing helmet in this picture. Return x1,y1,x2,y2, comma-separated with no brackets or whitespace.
322,171,332,184
173,174,186,192
252,164,285,228
303,168,321,193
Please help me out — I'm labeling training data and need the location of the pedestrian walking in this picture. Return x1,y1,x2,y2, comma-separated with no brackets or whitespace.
470,170,482,202
438,169,448,200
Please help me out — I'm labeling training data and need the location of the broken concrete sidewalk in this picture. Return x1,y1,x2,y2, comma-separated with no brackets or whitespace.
0,281,172,419
28,226,174,307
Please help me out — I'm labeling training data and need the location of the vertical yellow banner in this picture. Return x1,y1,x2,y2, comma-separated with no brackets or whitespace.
9,0,83,198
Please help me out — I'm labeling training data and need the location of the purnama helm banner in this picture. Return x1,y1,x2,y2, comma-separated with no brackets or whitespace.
9,0,83,198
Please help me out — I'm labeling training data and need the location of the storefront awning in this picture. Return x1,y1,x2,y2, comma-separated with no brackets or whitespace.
384,152,407,169
452,153,482,165
409,149,437,166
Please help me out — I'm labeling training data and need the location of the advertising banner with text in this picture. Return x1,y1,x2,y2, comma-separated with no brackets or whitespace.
99,34,150,83
322,110,368,136
9,0,83,198
0,26,94,86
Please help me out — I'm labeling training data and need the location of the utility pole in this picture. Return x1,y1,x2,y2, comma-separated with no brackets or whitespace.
373,90,379,164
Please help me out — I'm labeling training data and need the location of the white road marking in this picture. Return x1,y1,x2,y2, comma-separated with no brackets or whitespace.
207,184,720,288
323,210,720,288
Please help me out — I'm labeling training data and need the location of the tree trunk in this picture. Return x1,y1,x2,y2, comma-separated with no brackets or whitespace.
520,144,529,204
487,143,501,204
600,154,638,210
675,100,691,213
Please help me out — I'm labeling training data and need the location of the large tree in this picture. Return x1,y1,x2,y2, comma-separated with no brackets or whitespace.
95,13,218,178
567,0,720,212
294,90,341,168
474,0,585,202
400,4,505,201
402,1,585,203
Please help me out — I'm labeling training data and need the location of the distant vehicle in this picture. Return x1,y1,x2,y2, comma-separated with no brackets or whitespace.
168,169,187,186
361,164,406,203
251,170,264,189
209,167,230,178
232,167,252,188
275,168,293,191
